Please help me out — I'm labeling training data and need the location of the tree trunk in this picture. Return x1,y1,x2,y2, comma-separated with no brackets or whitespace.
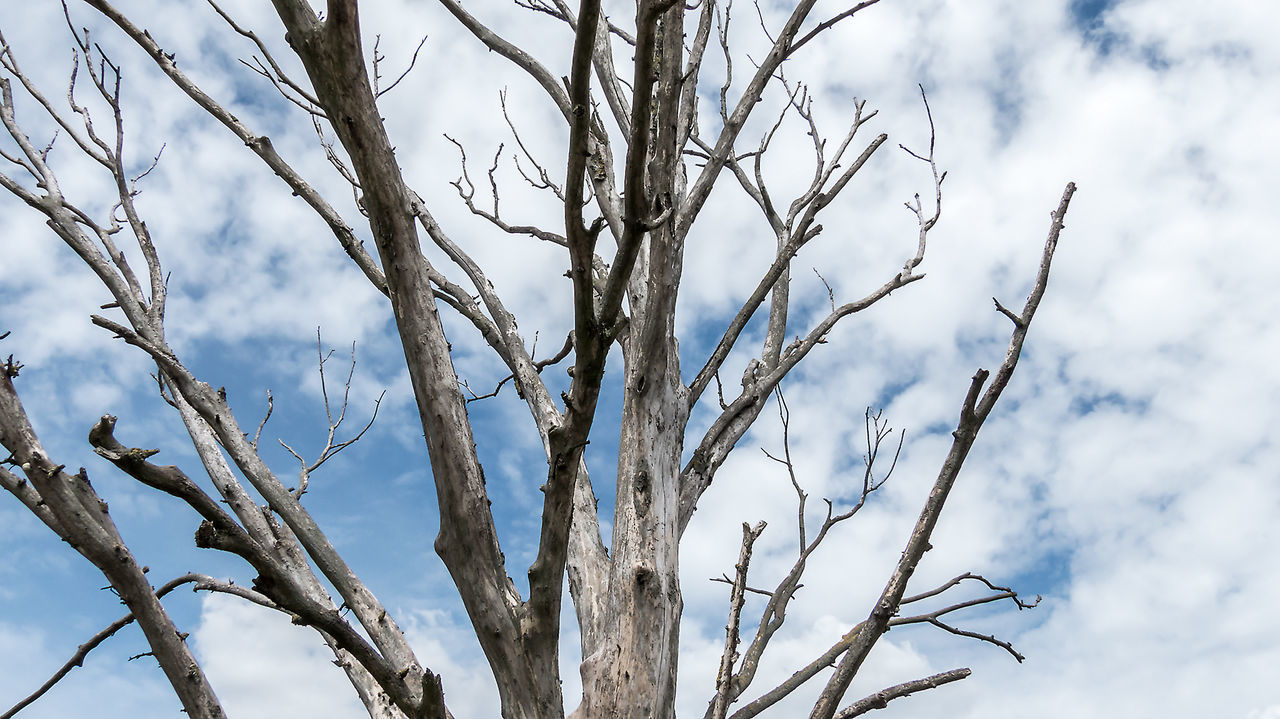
580,335,688,717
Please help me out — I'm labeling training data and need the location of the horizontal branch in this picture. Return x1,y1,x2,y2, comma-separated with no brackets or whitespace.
789,1,885,57
900,571,1036,606
890,573,1040,663
833,668,970,719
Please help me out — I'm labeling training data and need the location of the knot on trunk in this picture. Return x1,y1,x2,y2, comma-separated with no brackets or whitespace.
632,464,651,517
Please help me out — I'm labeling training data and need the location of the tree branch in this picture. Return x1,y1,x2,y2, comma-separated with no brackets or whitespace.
205,0,325,112
833,668,970,719
436,0,572,117
712,404,901,714
279,333,384,498
891,573,1040,663
678,0,853,238
686,132,887,407
709,521,767,719
727,622,864,719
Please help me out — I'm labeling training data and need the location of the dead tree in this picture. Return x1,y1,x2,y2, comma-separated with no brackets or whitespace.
0,1,1074,718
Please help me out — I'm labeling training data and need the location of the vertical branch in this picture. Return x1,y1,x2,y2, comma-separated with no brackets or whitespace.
679,0,717,152
710,521,767,719
522,0,605,646
563,0,605,344
597,0,679,324
590,9,632,136
762,387,806,554
898,85,943,279
266,4,512,714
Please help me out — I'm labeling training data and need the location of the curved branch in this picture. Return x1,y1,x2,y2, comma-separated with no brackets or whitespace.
890,573,1040,663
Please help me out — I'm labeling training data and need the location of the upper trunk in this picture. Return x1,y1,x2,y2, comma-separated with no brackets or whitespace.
577,4,690,716
579,227,690,716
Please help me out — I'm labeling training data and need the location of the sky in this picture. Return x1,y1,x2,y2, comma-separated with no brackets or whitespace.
1,0,1278,717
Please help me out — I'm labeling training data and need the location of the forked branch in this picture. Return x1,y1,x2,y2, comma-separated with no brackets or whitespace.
446,134,569,246
893,573,1040,662
278,333,384,498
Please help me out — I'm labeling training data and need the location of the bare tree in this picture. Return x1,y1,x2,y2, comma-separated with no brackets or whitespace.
0,1,1073,718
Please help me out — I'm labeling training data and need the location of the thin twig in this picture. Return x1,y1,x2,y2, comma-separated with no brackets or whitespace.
280,332,384,497
205,0,324,112
376,36,428,99
761,386,806,553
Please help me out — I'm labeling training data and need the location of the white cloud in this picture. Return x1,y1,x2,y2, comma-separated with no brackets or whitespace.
401,608,502,717
192,594,366,718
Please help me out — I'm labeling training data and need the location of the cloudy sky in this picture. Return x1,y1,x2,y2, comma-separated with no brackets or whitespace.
2,0,1278,717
